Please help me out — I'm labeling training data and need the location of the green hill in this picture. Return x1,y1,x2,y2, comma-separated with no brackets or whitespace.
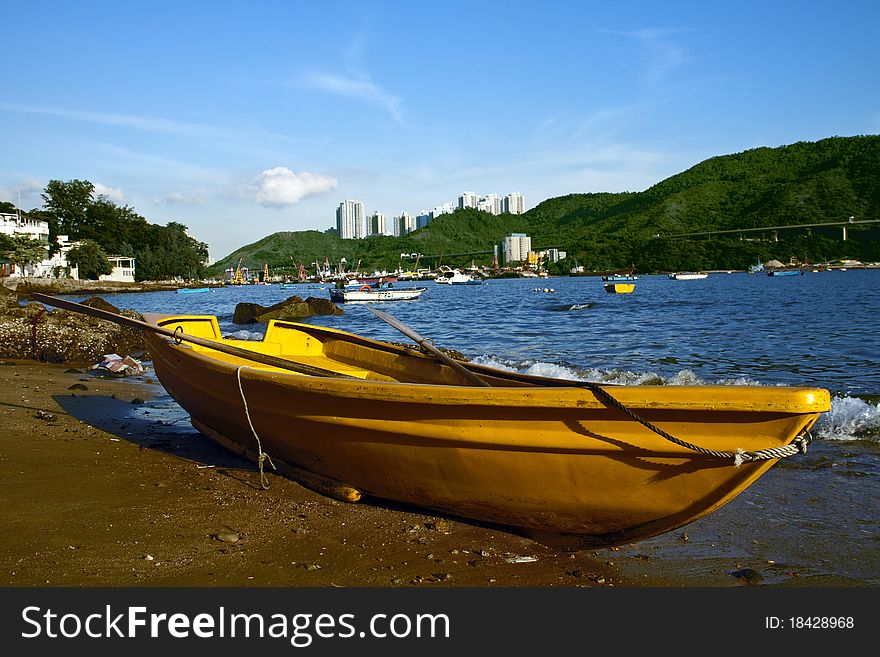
210,135,880,277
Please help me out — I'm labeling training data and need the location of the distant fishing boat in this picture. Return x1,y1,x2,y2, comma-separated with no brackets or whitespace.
668,272,708,280
434,267,482,285
176,287,211,294
603,283,635,294
602,266,637,282
329,286,427,302
767,269,803,277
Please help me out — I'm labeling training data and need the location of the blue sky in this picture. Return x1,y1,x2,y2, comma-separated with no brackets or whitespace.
2,0,878,260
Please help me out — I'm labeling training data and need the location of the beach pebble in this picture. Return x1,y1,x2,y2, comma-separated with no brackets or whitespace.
34,410,56,421
730,568,763,584
214,531,241,544
505,555,538,564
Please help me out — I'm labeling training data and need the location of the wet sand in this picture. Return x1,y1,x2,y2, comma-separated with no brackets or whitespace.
1,360,637,588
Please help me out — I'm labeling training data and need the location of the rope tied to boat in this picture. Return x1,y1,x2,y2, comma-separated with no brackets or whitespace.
576,381,812,466
235,366,276,489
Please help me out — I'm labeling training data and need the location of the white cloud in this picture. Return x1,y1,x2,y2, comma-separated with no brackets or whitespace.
302,71,404,124
239,167,338,208
0,179,44,208
154,191,205,206
0,102,231,140
93,182,126,203
599,28,691,84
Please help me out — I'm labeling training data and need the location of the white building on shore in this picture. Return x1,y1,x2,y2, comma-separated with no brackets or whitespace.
502,233,532,265
1,212,135,280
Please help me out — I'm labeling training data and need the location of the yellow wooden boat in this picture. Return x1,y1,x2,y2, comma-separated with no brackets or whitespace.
604,282,635,294
136,311,829,549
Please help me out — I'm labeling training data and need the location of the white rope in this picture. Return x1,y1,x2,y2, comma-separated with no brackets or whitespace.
235,366,276,489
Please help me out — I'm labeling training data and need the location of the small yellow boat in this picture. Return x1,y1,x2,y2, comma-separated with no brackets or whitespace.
604,282,635,294
139,312,829,549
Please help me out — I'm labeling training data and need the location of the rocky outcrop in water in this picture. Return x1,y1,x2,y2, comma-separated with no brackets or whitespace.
232,295,343,324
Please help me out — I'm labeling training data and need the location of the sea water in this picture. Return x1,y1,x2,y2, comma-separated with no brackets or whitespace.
64,269,880,585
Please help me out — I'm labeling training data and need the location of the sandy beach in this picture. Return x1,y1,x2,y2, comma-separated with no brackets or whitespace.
1,360,634,588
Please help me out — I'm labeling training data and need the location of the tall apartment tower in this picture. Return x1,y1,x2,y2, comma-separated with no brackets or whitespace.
478,194,503,215
392,212,416,237
336,199,365,239
504,192,525,215
367,210,387,236
458,191,479,209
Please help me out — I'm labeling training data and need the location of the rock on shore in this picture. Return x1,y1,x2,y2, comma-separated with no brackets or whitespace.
0,286,147,363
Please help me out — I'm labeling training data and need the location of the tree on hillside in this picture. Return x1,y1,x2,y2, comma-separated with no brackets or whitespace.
66,239,112,280
1,235,48,275
41,179,95,253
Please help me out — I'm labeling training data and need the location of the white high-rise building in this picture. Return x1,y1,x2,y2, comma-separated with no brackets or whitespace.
478,194,503,215
504,192,525,215
367,210,387,236
458,191,479,209
433,202,455,218
392,212,415,237
502,233,531,265
336,199,365,239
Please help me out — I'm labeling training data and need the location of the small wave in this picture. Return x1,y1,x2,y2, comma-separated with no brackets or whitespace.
472,356,880,441
549,302,593,311
471,357,670,385
815,395,880,442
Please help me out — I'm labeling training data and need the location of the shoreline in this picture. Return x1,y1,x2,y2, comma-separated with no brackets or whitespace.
1,360,642,588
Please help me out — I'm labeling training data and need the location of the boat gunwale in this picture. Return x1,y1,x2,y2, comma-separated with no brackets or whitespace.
145,313,831,414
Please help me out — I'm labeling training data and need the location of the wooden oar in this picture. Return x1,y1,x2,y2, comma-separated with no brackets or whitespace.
30,293,358,379
367,307,490,387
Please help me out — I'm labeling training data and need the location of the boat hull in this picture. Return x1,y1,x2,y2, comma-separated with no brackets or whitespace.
143,314,829,549
668,273,708,280
603,283,635,294
329,287,426,302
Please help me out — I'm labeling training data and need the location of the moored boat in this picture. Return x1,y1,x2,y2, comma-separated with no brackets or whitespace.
329,286,427,302
30,294,832,551
133,309,828,549
176,287,211,294
434,267,482,285
668,272,709,280
603,283,635,294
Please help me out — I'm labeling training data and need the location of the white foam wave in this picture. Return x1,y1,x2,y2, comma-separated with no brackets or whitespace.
472,356,880,442
222,329,264,341
815,395,880,442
